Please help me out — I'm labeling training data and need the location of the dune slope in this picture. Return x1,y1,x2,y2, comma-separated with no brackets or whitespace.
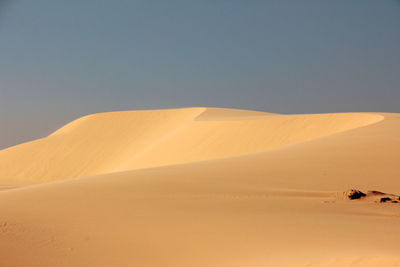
0,108,399,267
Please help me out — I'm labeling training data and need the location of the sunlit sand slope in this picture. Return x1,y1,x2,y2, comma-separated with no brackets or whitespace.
0,108,399,267
0,108,383,183
0,108,206,183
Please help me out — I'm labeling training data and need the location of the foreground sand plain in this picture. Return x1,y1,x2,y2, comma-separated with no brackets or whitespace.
0,107,399,266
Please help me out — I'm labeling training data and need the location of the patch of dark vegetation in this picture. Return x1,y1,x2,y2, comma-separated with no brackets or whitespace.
392,201,399,203
347,189,366,200
380,197,392,203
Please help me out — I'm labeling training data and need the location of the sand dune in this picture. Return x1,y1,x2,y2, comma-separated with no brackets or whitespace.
0,108,383,183
0,108,399,266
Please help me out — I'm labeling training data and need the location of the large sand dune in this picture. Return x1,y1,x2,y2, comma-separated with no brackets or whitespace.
0,108,383,183
0,108,399,266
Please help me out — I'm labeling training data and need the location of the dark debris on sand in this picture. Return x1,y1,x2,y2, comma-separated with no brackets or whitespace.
344,189,400,204
380,197,392,203
346,189,366,200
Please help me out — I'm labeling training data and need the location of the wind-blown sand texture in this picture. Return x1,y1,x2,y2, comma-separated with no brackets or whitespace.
0,107,399,266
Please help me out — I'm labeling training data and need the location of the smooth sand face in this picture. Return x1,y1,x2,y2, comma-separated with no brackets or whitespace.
0,108,399,266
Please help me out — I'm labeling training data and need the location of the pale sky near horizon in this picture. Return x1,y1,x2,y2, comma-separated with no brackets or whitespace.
0,0,399,149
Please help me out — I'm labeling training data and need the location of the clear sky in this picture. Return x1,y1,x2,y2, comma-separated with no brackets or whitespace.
0,0,399,149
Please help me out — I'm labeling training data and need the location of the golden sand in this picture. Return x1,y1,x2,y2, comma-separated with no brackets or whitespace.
0,108,399,266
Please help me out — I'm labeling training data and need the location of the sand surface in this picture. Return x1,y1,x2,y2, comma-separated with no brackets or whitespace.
0,107,399,266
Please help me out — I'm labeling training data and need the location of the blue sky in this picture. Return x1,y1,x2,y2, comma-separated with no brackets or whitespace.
1,0,399,148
